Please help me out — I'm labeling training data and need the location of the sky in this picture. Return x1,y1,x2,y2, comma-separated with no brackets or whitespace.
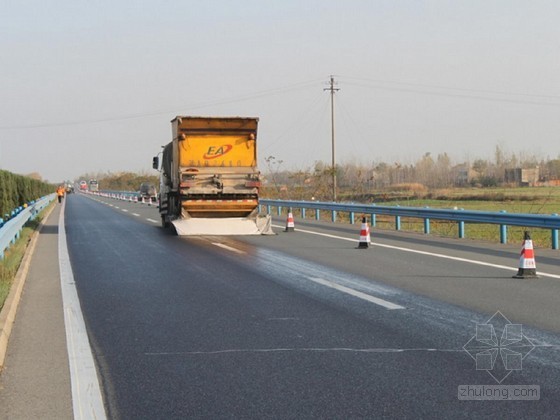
1,0,560,183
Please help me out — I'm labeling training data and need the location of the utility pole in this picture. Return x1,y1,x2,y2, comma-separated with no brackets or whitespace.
324,75,339,202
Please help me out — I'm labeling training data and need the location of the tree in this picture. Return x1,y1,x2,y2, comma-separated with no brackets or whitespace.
416,152,435,187
264,156,284,196
435,153,452,188
545,159,560,179
472,159,488,176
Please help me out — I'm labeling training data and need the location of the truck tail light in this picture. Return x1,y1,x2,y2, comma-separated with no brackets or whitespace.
180,180,196,188
245,181,261,188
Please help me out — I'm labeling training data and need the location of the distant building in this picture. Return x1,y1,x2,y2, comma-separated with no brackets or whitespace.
504,168,539,186
452,164,477,186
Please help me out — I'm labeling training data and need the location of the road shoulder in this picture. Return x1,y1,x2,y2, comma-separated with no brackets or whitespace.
0,202,73,419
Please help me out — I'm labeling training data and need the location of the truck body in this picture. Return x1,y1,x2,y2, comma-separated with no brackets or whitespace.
89,179,99,192
154,116,272,235
138,182,157,202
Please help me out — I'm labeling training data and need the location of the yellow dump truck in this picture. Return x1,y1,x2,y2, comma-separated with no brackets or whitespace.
152,116,273,235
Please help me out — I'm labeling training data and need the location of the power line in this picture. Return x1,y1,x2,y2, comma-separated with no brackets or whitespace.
336,96,376,158
342,75,560,101
341,78,560,107
260,90,326,154
0,78,323,130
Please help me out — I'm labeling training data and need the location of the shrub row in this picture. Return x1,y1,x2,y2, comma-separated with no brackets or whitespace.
0,170,54,219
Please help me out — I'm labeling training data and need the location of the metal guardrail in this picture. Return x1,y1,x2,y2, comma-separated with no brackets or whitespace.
86,190,157,203
88,190,138,199
0,194,55,259
260,199,560,249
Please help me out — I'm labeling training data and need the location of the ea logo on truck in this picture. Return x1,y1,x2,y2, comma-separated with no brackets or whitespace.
204,145,233,159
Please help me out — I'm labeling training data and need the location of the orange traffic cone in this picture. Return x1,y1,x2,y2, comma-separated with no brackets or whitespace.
356,216,371,249
285,209,295,232
513,231,538,279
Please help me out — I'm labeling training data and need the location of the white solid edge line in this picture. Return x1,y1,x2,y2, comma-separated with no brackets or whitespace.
271,224,560,279
308,277,405,310
59,200,107,420
147,218,159,224
212,243,246,254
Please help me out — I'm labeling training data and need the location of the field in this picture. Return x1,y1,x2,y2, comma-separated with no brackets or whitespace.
293,186,560,248
394,186,560,213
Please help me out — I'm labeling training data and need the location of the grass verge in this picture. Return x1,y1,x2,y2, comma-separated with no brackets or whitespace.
0,216,44,311
281,188,560,248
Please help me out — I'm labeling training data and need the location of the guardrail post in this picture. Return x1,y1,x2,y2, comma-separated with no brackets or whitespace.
552,213,559,250
423,206,430,234
370,205,376,228
395,205,401,231
302,208,306,219
458,220,465,239
500,210,508,244
257,199,560,247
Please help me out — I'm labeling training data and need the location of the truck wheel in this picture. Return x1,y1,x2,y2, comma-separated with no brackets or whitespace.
161,216,170,228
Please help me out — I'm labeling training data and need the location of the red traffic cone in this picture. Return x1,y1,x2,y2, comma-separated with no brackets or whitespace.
285,210,295,232
356,216,371,249
513,231,538,279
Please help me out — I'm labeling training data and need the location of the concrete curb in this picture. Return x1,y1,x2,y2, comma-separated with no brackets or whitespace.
0,203,56,369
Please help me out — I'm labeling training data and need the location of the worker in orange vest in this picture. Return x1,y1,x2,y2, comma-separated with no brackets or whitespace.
57,185,65,203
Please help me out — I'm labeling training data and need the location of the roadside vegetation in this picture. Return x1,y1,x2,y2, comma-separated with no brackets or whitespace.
279,196,558,248
0,216,45,311
0,170,54,309
262,150,560,248
0,170,54,218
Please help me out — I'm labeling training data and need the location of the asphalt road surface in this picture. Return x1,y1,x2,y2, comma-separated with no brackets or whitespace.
60,193,560,418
